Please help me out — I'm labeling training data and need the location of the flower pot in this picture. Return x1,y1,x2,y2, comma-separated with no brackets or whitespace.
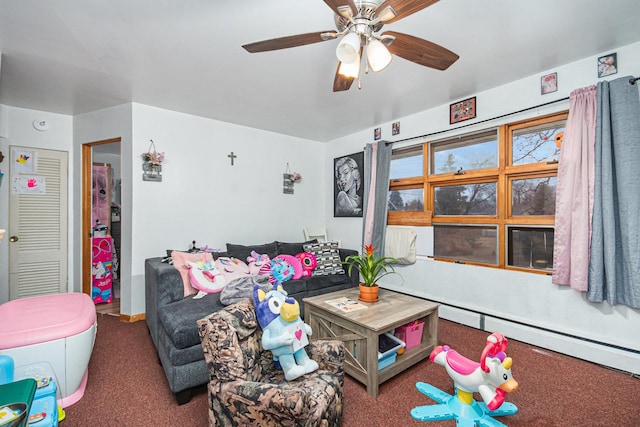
358,283,379,302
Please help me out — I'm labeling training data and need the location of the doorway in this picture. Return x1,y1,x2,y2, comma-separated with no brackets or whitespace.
82,138,121,316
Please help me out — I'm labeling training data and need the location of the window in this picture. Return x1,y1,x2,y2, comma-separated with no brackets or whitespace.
387,112,567,273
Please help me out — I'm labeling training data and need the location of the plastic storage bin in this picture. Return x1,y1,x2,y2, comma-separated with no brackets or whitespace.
377,333,406,370
395,320,424,349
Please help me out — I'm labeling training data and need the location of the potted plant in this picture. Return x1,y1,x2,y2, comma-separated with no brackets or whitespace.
343,244,396,302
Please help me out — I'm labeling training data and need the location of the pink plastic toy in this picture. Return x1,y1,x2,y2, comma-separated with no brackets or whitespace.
411,332,519,426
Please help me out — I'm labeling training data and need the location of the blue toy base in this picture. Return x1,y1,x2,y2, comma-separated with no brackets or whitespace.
411,382,518,427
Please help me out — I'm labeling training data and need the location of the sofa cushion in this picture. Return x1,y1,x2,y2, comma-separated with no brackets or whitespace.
159,292,225,350
305,274,351,293
276,240,317,256
226,242,278,261
303,242,344,276
171,251,214,297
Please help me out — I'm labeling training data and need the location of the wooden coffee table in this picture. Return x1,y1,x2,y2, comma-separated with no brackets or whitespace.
304,288,438,398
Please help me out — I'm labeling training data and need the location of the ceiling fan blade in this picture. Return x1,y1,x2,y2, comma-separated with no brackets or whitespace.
383,31,459,70
375,0,439,24
323,0,358,18
333,63,356,92
243,31,336,53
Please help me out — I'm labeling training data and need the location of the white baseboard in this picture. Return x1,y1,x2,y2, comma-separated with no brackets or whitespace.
438,304,640,376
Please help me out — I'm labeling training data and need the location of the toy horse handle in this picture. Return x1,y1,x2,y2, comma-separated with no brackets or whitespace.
480,332,508,373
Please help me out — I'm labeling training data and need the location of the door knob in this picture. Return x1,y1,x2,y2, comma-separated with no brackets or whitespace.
9,236,18,242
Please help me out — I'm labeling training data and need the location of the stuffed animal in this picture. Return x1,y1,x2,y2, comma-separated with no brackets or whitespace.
253,284,318,381
187,259,226,299
295,252,317,277
247,251,272,276
269,257,296,285
215,257,251,282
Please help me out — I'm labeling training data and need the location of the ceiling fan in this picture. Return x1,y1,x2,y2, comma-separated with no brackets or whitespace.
242,0,459,92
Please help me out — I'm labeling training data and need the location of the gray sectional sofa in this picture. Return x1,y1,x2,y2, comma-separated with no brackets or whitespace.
145,240,359,404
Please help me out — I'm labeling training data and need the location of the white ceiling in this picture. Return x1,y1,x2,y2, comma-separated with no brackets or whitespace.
1,0,640,142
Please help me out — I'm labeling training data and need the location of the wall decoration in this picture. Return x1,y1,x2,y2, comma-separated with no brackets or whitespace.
141,139,164,182
374,127,381,141
334,151,364,217
11,148,37,174
227,151,237,165
283,163,301,194
450,97,476,124
598,52,618,78
11,175,46,194
392,121,400,135
541,72,558,95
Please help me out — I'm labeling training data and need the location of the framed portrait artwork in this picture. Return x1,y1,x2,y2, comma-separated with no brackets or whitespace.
334,151,364,217
541,72,557,95
598,52,618,78
450,97,476,124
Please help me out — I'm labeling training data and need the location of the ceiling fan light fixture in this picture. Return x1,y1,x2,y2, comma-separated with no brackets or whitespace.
367,38,392,72
338,54,361,78
336,31,361,64
376,5,397,23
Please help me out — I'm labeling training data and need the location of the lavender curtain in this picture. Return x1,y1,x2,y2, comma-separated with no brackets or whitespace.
552,86,597,291
587,77,640,308
362,141,392,257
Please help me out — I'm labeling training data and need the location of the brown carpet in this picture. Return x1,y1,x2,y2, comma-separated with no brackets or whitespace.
62,313,640,426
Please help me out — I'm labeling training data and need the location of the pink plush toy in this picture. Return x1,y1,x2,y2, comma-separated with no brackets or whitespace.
295,252,317,277
187,259,226,299
275,255,303,280
247,251,272,276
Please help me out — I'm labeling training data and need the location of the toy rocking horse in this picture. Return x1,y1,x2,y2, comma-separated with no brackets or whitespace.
411,332,519,427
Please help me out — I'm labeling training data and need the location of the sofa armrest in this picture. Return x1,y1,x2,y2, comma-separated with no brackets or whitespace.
307,339,345,384
145,257,185,306
338,248,359,286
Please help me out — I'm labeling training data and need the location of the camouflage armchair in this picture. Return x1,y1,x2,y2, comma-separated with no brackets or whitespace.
197,298,344,427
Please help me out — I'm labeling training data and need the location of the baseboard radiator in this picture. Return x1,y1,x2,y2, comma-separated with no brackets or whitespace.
438,304,640,376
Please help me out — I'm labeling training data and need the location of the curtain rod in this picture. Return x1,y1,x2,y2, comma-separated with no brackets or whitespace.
385,96,570,146
386,73,639,146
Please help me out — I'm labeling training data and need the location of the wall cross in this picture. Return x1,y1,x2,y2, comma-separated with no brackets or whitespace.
227,151,237,166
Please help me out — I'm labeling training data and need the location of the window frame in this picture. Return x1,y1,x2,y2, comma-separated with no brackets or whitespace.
387,111,568,273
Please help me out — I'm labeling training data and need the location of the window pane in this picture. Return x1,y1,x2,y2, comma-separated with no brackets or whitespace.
388,189,424,211
512,177,557,216
434,225,498,264
512,121,564,165
507,227,554,271
390,146,423,179
434,183,497,215
432,131,497,174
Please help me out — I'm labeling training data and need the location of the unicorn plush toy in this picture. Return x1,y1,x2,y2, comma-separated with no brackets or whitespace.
187,259,226,299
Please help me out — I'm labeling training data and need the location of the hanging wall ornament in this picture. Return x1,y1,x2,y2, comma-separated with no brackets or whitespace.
141,139,164,182
283,162,294,194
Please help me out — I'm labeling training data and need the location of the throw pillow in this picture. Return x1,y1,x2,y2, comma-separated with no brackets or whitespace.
171,251,213,297
303,241,344,276
274,254,303,280
215,257,251,282
276,239,318,256
226,242,278,261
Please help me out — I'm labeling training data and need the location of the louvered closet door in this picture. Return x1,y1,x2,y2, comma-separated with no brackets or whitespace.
9,147,68,299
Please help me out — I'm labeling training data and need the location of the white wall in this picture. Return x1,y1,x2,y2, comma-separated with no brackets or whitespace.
0,106,74,303
325,41,640,370
75,103,325,315
74,103,133,311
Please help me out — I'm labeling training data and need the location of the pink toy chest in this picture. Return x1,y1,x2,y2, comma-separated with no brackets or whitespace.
0,293,97,408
